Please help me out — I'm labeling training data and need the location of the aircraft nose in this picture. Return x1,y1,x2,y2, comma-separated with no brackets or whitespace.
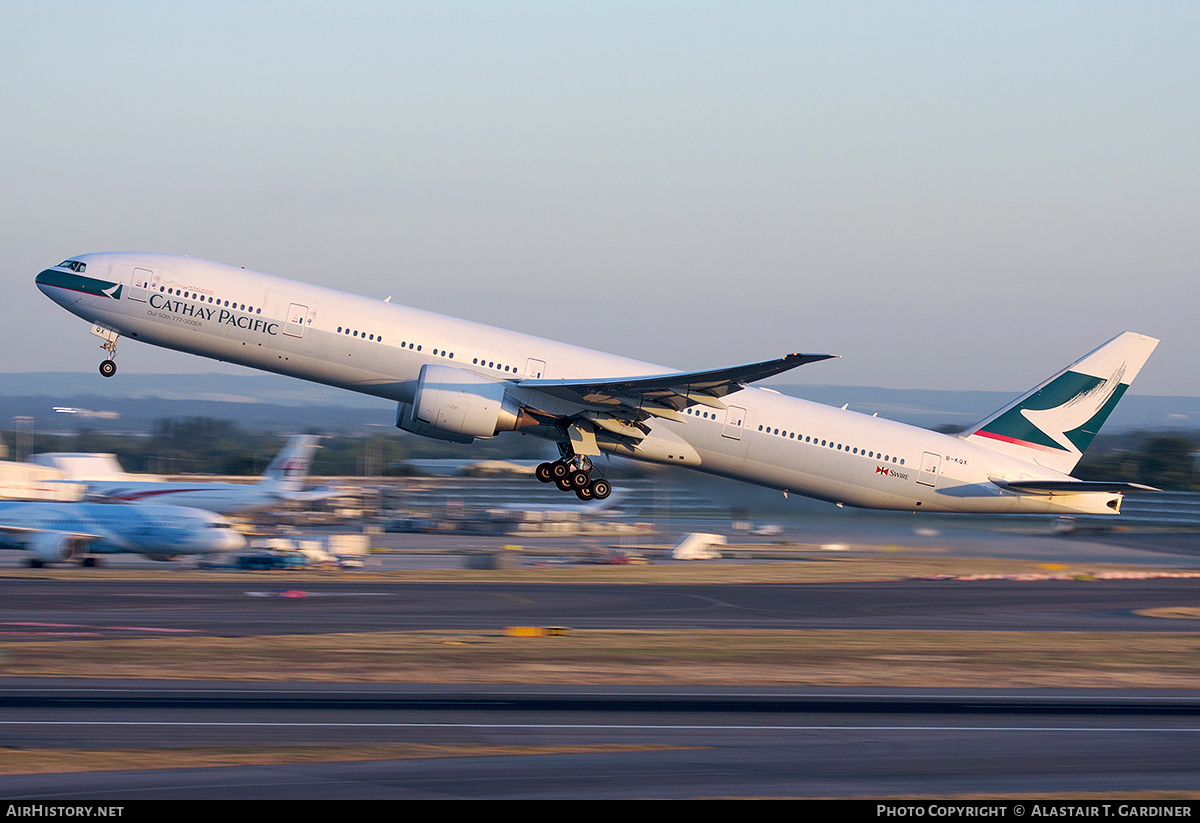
36,267,84,306
36,262,123,302
35,268,60,296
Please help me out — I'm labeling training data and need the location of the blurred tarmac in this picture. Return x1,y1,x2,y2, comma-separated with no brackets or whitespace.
3,511,1196,572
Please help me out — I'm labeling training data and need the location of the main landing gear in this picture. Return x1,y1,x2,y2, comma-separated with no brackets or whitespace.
535,455,612,501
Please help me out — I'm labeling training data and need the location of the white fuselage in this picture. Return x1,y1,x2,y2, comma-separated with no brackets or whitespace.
37,253,1119,515
30,436,326,515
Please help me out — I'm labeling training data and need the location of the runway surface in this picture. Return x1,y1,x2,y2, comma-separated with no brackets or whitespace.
2,578,1199,636
2,682,1199,798
3,521,1199,798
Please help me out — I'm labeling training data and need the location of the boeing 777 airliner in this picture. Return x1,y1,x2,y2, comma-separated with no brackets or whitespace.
36,253,1158,515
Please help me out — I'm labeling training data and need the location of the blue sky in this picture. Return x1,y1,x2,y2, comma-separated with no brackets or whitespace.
3,2,1196,395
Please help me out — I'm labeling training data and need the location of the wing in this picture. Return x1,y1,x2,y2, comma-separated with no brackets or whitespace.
0,523,105,557
520,353,835,413
0,524,102,540
515,352,836,445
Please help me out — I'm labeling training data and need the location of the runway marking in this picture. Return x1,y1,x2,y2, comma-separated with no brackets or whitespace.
1138,607,1200,620
244,591,391,597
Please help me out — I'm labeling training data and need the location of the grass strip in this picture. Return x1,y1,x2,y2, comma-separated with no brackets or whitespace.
3,629,1198,688
0,744,691,775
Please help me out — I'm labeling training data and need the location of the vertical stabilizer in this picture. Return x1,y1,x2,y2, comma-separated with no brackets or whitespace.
260,436,320,492
961,332,1158,474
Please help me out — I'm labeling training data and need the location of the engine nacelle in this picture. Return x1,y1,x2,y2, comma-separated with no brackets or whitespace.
396,365,524,443
28,531,86,565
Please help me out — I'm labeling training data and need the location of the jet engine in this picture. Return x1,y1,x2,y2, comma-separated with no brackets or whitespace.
396,364,525,444
27,531,86,566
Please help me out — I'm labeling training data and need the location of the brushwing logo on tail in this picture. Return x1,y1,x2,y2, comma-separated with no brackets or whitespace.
963,332,1157,477
1019,363,1126,453
974,365,1128,457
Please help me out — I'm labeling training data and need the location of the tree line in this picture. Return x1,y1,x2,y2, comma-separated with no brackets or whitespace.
1074,434,1198,491
6,416,554,477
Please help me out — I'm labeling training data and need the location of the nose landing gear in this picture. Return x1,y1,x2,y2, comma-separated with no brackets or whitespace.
94,327,119,378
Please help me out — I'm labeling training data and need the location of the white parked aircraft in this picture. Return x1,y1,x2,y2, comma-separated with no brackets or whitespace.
30,435,340,516
37,253,1158,515
0,500,246,567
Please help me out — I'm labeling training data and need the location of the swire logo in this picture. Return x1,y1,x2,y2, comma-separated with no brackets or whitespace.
876,466,888,475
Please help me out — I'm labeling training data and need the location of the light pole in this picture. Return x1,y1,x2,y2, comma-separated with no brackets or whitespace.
12,416,33,462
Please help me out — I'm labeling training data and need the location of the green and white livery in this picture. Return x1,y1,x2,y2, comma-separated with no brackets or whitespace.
961,332,1158,475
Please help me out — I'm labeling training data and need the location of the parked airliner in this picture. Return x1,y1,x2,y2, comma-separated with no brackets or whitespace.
36,253,1158,515
0,500,246,567
30,435,342,515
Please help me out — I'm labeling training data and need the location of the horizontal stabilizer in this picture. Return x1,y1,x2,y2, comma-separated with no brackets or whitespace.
990,478,1158,495
277,484,348,504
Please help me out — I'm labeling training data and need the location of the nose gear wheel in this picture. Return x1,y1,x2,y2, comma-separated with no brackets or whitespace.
97,332,119,378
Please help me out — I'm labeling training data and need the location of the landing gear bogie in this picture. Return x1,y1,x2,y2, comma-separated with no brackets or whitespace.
540,446,612,503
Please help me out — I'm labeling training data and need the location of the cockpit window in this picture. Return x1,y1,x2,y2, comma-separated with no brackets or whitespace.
58,260,86,273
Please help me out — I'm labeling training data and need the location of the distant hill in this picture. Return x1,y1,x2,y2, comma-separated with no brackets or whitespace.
1,372,372,406
0,372,392,434
1,372,1196,435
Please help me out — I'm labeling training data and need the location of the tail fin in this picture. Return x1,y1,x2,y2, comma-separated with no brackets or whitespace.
259,435,320,492
961,332,1158,474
